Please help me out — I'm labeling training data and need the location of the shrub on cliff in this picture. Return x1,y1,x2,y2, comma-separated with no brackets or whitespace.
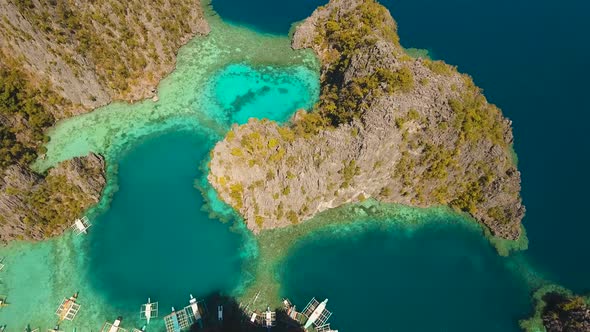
0,65,55,170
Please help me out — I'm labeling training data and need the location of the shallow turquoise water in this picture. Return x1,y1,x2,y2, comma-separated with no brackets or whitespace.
81,61,321,314
32,15,320,172
206,64,317,124
0,12,320,329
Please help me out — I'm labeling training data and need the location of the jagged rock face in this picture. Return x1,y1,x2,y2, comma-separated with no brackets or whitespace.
0,0,210,242
542,293,590,332
0,153,105,242
47,153,105,201
208,0,524,239
0,165,43,239
0,0,209,111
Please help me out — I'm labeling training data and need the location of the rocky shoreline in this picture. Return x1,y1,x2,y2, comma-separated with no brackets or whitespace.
541,293,590,332
521,286,590,332
209,0,525,240
0,0,210,110
0,0,210,241
0,153,105,242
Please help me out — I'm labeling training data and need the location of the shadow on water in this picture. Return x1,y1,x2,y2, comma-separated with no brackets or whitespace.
197,293,303,332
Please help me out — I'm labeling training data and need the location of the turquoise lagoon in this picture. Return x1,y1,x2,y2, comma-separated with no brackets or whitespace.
0,8,320,330
1,0,586,331
86,131,246,317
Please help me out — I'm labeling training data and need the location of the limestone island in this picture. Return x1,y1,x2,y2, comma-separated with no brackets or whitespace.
209,0,525,242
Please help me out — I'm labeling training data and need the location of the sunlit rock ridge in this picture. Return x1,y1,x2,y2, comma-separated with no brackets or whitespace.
209,0,525,240
0,0,209,107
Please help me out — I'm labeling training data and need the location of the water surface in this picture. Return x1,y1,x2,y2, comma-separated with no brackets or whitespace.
86,130,245,313
211,0,327,34
382,0,590,293
212,0,590,297
210,0,590,330
1,0,586,330
281,218,531,331
0,11,320,329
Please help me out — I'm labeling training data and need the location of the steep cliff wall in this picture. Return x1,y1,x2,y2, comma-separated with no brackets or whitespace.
0,0,209,109
521,287,590,332
0,0,210,241
209,0,524,240
0,153,105,242
541,293,590,332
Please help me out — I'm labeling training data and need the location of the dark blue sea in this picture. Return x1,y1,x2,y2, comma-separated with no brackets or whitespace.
211,0,590,330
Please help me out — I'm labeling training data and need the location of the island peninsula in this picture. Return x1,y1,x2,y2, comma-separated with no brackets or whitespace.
209,0,525,241
0,0,209,241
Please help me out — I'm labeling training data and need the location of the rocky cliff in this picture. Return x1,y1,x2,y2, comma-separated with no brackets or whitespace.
522,290,590,332
541,293,590,332
0,153,105,242
208,0,525,239
0,0,209,109
0,0,210,241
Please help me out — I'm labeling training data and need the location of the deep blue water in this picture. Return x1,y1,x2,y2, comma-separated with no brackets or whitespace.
211,0,327,34
381,0,590,293
281,221,530,332
212,0,590,328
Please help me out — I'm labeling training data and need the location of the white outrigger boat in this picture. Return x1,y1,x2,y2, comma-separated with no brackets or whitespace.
140,297,158,324
264,306,276,328
101,316,127,332
163,295,205,332
71,216,91,235
164,307,189,332
316,324,339,332
55,293,81,322
303,298,332,330
188,294,201,321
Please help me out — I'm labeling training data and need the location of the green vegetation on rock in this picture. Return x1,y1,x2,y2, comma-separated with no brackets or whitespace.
520,285,590,332
208,0,524,243
0,0,204,241
309,0,412,127
27,174,93,236
450,82,508,147
4,0,206,100
0,63,60,170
